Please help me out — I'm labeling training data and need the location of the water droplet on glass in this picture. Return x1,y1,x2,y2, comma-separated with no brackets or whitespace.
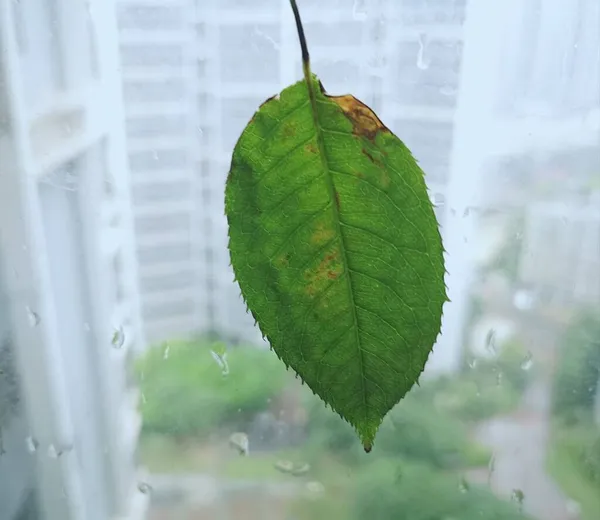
111,326,125,349
274,460,295,474
440,84,456,97
152,150,159,160
229,432,249,456
210,346,229,376
292,462,310,476
138,482,153,494
485,328,497,355
511,489,525,511
305,481,325,500
458,476,469,493
487,453,496,485
47,444,69,459
197,126,204,136
26,307,40,327
496,371,503,387
520,351,533,371
163,344,170,360
26,436,39,453
416,33,430,70
431,192,445,208
467,357,478,369
463,206,480,217
352,0,367,21
253,27,280,50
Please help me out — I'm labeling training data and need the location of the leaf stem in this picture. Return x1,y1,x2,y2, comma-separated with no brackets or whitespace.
289,0,312,84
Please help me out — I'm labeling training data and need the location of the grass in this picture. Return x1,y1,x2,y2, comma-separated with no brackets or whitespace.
546,426,600,520
139,433,306,480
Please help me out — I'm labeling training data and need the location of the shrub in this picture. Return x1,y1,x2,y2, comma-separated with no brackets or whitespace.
303,388,485,470
373,397,476,469
137,339,288,438
353,458,529,520
432,377,519,422
557,422,600,485
552,310,600,423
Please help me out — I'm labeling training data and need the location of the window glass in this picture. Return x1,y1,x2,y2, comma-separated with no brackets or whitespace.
0,2,599,520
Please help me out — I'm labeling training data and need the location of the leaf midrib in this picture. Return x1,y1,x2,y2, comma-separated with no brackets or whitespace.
305,83,368,423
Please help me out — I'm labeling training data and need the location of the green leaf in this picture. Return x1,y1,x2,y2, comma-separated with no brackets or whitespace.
225,0,446,452
225,73,446,451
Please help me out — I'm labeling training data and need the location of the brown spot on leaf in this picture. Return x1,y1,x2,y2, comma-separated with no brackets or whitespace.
334,190,341,210
277,252,291,267
328,94,390,141
305,142,318,154
282,124,296,138
304,248,342,297
311,223,335,245
362,147,384,168
380,169,390,189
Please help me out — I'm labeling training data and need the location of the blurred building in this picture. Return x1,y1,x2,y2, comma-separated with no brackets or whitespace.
440,0,600,365
520,193,600,308
0,1,146,519
121,0,598,370
116,0,204,344
194,0,466,348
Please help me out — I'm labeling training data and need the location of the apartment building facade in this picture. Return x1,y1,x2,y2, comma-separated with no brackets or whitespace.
193,0,468,355
117,0,204,344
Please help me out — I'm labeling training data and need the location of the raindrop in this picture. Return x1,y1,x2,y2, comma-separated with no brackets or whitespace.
352,0,367,21
431,192,445,208
210,346,229,376
458,476,469,493
305,481,325,500
229,432,249,456
141,392,147,404
47,444,70,459
138,482,153,494
26,436,39,453
520,351,533,371
0,431,5,456
163,344,170,360
463,206,480,217
26,307,40,327
496,370,503,387
111,326,125,349
511,489,525,511
253,27,280,50
416,33,431,70
274,460,295,474
485,328,497,355
292,462,311,476
487,453,496,485
467,357,478,369
440,84,457,97
152,150,159,160
197,126,204,136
